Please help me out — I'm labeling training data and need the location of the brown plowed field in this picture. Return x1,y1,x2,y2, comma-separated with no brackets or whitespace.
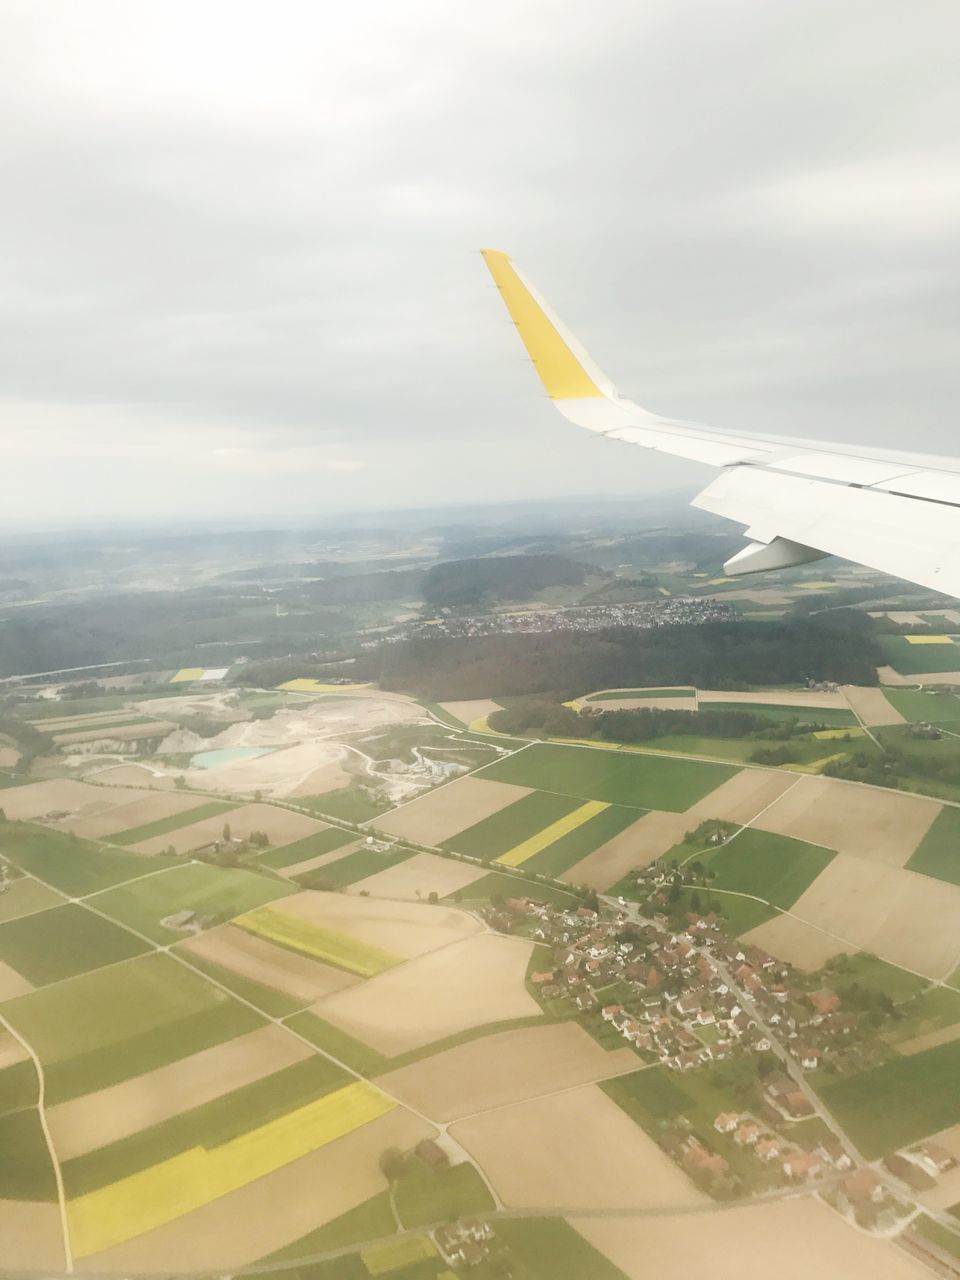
278,841,362,878
181,925,360,1003
62,792,210,840
740,912,851,970
48,1026,312,1161
783,854,960,978
571,1197,929,1280
450,1084,705,1211
438,699,503,724
699,688,849,708
276,890,480,959
0,778,135,821
133,803,324,855
842,686,905,726
372,775,532,846
313,933,539,1056
379,1022,639,1122
346,851,487,900
0,1200,65,1272
753,775,940,866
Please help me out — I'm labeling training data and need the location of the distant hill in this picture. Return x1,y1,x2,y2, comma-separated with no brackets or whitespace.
422,554,596,610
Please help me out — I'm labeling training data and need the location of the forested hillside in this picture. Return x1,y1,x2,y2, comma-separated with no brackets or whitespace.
422,554,594,609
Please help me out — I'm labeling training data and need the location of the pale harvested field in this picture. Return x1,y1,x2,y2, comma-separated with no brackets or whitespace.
740,912,850,969
279,840,362,879
571,1197,929,1280
181,925,360,1003
439,699,503,724
82,1105,434,1273
53,720,174,745
314,933,539,1055
373,775,532,846
563,769,795,889
90,765,176,790
0,746,19,767
754,775,940,866
785,854,960,978
133,803,325,855
62,791,210,840
586,696,694,711
0,960,34,1000
842,685,905,726
48,1026,312,1161
346,851,487,900
450,1084,704,1211
877,665,916,687
898,1023,960,1056
276,890,481,960
890,670,960,685
380,1022,639,1123
0,1029,29,1070
699,688,849,708
0,1200,65,1272
0,778,135,821
286,758,353,797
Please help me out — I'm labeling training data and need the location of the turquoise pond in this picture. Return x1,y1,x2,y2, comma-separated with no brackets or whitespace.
190,747,272,769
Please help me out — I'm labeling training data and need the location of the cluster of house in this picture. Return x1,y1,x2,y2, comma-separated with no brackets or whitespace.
395,598,736,642
433,1219,496,1269
515,894,867,1075
713,1107,851,1183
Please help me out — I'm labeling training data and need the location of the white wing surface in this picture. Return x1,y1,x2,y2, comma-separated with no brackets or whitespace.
481,249,960,598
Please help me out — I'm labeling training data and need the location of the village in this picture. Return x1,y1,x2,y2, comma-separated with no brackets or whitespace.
481,886,958,1231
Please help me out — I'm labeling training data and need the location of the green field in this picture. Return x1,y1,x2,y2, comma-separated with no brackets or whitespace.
0,903,148,985
883,987,960,1045
822,953,927,1003
62,1055,350,1196
698,829,836,909
448,870,580,906
0,875,65,923
0,1059,37,1113
295,845,414,890
494,1219,629,1280
477,743,736,810
176,947,305,1017
519,803,639,878
879,635,960,675
441,790,584,860
819,1038,960,1157
3,951,264,1102
0,1108,57,1200
393,1158,495,1228
587,687,696,701
93,862,295,942
109,800,237,846
700,702,858,727
707,890,778,936
283,1011,389,1075
907,808,960,886
254,826,357,869
0,824,178,896
883,688,960,724
914,1216,960,1262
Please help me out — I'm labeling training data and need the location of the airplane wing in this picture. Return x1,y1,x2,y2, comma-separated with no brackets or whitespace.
481,249,960,598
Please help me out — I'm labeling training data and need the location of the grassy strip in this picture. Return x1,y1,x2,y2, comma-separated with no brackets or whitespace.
699,701,857,726
93,862,295,942
448,869,580,906
0,1109,58,1200
255,827,357,869
0,823,178,895
0,1058,37,1113
62,1055,350,1196
494,1219,630,1280
284,1011,390,1076
441,791,584,860
883,689,960,725
109,801,237,846
0,876,65,923
907,807,960,887
883,988,960,1045
476,742,737,811
587,688,695,701
0,903,149,986
879,635,960,675
818,1038,960,1158
294,846,415,890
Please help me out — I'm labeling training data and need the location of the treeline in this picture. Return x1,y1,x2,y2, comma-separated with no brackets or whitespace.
379,612,880,700
0,714,52,773
826,741,960,792
422,554,593,609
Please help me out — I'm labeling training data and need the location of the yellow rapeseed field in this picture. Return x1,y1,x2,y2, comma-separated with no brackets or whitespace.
278,678,373,692
235,906,401,977
904,635,954,645
496,799,609,867
68,1082,394,1258
361,1234,438,1275
170,667,204,683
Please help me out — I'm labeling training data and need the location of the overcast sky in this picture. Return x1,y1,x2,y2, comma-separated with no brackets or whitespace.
2,0,959,527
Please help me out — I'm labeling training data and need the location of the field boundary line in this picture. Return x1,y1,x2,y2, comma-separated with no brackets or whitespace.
369,739,535,825
80,858,192,900
0,1008,73,1272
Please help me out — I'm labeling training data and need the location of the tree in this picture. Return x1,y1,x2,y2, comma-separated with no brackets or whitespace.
222,822,232,843
379,1147,405,1182
689,890,702,913
428,891,439,905
0,809,5,823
